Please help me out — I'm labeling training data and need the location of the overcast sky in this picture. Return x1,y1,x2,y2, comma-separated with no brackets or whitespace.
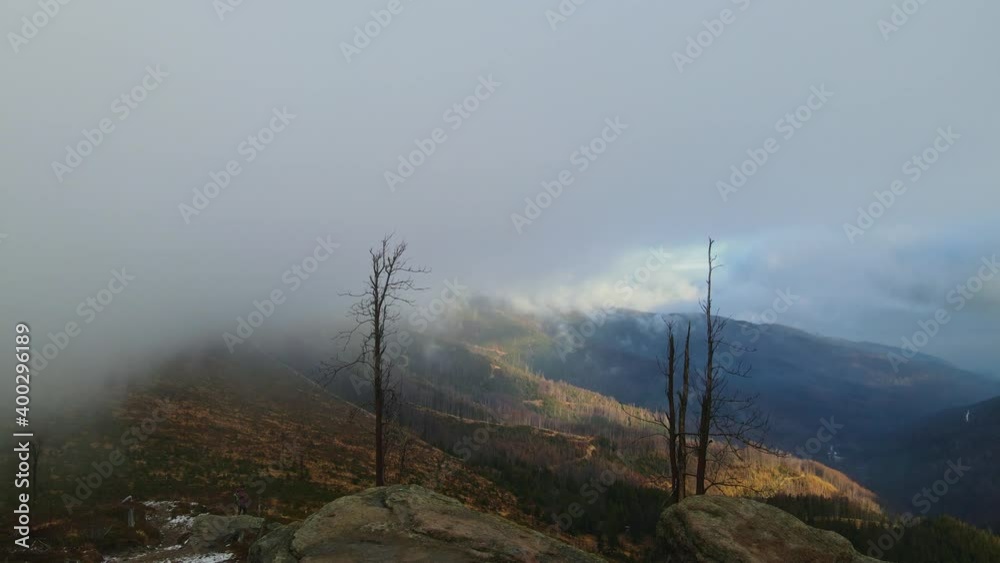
2,0,998,401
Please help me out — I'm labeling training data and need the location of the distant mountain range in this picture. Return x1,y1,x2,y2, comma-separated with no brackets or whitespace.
419,297,1000,530
443,298,998,442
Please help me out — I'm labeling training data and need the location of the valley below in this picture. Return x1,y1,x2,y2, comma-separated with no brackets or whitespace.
4,299,999,562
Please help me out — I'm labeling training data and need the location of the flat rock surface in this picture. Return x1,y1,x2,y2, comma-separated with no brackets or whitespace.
253,484,604,562
657,495,881,563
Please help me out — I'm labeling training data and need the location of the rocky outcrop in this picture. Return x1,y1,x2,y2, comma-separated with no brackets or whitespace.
656,495,881,563
249,522,301,563
190,514,264,551
250,484,603,562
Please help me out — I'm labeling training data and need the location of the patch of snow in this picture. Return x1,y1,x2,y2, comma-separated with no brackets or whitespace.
167,514,195,529
143,500,179,510
175,553,233,563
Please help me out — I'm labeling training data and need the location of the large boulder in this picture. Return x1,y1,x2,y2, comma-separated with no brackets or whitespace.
190,514,265,551
250,522,301,563
251,484,603,562
656,495,881,563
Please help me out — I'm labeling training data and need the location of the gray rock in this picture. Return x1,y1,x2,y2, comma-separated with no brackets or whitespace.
656,495,881,563
190,514,264,551
251,484,604,562
250,522,301,563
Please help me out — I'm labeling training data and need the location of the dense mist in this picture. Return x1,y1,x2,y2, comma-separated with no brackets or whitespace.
3,0,999,413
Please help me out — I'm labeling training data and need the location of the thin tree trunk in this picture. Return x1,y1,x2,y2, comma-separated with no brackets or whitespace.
373,280,386,487
695,239,716,495
677,323,691,501
665,327,679,502
374,379,385,486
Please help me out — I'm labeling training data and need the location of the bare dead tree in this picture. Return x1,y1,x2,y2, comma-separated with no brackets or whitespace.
620,319,693,503
393,430,415,482
676,323,691,502
692,238,778,495
384,390,418,483
665,323,680,499
693,239,717,495
622,238,776,500
320,234,428,486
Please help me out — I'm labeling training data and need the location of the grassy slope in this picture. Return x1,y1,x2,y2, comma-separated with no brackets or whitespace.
0,347,522,560
393,329,883,511
2,317,894,561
